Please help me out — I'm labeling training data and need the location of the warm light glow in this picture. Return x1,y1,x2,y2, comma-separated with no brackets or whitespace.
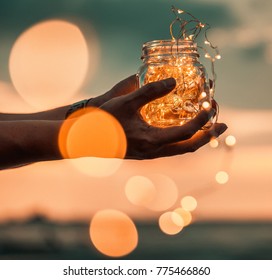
215,54,222,60
202,101,211,109
200,91,207,99
145,174,178,212
70,157,123,177
159,211,184,235
174,207,192,226
9,20,89,109
215,171,229,184
89,209,138,257
181,196,198,212
225,135,237,147
210,138,219,148
58,107,127,159
125,176,156,207
139,41,208,127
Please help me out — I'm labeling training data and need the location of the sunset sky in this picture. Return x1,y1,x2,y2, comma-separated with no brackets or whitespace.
0,0,271,226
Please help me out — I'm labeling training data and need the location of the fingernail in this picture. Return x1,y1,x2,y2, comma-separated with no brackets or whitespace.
162,78,176,89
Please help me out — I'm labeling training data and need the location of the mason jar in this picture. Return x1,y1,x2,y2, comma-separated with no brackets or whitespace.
138,39,211,127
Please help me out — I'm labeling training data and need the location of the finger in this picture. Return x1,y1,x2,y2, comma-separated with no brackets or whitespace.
149,108,217,145
127,78,176,109
149,123,228,158
110,74,138,97
209,79,213,89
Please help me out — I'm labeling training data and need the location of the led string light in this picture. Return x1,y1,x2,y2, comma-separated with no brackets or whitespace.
158,133,236,235
170,5,221,95
139,6,221,127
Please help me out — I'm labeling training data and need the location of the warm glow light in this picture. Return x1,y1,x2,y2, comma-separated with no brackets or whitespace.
70,157,123,177
215,171,229,184
159,211,184,235
181,196,198,212
210,138,219,148
202,101,211,109
145,174,178,212
215,54,222,60
174,207,192,226
89,209,138,257
58,107,127,159
9,20,89,109
125,176,156,207
225,135,237,147
200,91,207,99
139,41,207,127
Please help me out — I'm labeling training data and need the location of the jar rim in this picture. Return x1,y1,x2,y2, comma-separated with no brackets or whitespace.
141,39,199,59
142,39,197,48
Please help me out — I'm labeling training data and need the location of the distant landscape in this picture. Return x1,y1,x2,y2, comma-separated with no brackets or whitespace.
1,218,272,260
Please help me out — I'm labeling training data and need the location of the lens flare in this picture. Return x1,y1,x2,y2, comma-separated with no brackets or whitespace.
215,171,229,184
89,209,138,257
159,211,184,235
145,174,178,212
181,196,198,212
9,20,89,109
209,137,219,148
174,207,192,226
125,176,156,207
225,135,237,147
58,107,127,159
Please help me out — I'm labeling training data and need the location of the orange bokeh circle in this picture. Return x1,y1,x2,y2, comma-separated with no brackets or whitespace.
9,20,89,109
58,107,127,159
89,209,138,257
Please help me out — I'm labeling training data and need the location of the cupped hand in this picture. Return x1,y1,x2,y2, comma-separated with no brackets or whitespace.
99,77,227,159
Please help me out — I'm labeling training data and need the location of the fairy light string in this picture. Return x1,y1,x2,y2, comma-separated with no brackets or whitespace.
140,6,221,127
170,5,221,96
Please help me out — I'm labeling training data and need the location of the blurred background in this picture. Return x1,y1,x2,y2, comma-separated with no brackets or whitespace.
0,0,272,259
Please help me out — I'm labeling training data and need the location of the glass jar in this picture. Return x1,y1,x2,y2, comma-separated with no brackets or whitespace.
138,39,211,127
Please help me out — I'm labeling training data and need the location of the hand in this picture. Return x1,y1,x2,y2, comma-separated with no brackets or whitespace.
99,76,227,159
87,75,138,107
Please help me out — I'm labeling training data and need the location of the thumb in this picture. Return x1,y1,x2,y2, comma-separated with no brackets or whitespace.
128,78,176,109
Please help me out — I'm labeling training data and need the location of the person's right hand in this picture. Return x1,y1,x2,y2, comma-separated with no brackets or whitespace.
99,77,227,159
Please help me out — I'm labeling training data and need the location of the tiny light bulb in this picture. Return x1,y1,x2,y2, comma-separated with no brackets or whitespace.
177,9,184,14
200,91,207,99
215,171,229,185
210,138,219,148
204,40,211,45
225,135,236,147
205,53,211,58
199,23,205,28
202,101,211,109
215,54,221,60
